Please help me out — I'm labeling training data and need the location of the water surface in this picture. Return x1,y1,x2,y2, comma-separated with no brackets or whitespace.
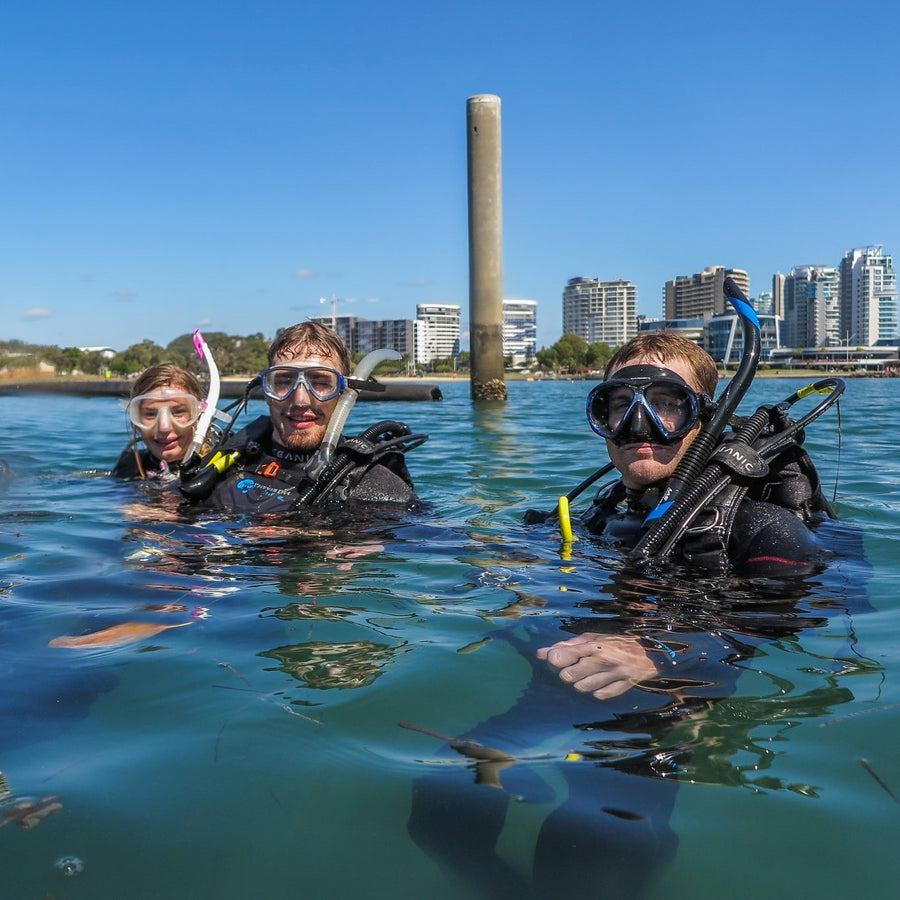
0,377,898,898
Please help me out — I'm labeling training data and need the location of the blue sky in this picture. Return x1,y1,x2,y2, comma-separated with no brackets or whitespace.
2,0,898,352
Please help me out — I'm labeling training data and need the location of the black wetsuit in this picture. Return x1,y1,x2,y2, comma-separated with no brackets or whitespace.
581,478,825,575
409,484,865,899
190,416,418,514
110,448,175,480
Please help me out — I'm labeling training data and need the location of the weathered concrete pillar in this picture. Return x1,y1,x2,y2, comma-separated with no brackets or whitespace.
467,94,507,401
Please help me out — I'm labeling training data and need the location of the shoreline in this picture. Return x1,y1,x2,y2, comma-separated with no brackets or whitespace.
0,368,883,397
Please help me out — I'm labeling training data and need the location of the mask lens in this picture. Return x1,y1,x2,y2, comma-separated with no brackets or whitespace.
643,384,693,435
127,392,201,433
304,367,342,400
588,385,637,437
260,366,344,402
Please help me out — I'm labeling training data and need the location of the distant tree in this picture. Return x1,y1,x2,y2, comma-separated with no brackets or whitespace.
81,351,111,376
110,340,166,375
229,334,269,375
585,341,613,371
59,346,85,374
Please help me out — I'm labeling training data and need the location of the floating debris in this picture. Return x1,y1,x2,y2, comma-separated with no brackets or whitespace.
858,758,900,806
399,721,517,790
457,637,492,654
1,795,63,829
48,621,193,649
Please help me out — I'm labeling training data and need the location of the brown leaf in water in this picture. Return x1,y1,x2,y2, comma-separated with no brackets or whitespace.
48,621,193,649
0,795,63,829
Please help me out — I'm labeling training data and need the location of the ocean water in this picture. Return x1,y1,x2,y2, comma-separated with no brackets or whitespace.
0,377,898,899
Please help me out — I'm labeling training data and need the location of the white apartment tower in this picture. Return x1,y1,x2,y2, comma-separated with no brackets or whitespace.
502,299,537,364
562,277,636,346
840,246,898,346
415,303,461,365
783,266,841,348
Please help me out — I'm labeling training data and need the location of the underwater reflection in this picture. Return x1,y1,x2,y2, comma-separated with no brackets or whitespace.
407,528,879,900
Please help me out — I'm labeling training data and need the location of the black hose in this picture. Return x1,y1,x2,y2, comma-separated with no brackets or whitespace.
523,462,616,525
630,276,761,560
637,377,844,558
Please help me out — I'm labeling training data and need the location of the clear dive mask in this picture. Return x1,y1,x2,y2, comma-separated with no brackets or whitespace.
126,389,202,434
259,365,347,402
586,364,704,445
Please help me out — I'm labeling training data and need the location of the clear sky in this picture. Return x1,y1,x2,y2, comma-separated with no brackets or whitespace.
2,0,897,352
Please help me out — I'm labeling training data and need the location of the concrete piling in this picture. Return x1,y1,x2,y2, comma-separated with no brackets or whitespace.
467,94,507,402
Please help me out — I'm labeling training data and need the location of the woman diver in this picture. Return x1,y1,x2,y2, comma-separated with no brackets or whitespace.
111,364,205,480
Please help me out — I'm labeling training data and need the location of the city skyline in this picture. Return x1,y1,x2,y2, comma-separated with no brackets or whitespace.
3,2,898,352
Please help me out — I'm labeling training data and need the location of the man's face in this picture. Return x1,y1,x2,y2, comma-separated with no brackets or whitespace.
604,355,702,490
266,348,345,452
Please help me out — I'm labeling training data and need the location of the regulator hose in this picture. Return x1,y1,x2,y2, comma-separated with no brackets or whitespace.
630,276,761,560
305,348,401,483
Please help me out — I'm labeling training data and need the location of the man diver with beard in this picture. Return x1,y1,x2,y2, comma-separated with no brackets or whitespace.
181,322,423,514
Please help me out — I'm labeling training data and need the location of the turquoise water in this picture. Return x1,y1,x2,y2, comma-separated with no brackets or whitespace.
0,378,898,898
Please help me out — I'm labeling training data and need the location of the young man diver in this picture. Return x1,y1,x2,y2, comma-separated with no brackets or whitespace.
409,328,855,899
538,329,835,699
181,322,423,513
579,331,828,571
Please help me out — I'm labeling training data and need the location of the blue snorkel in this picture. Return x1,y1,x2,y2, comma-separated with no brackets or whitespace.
630,276,761,561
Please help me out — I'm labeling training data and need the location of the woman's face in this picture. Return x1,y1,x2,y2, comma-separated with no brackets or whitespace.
130,386,201,464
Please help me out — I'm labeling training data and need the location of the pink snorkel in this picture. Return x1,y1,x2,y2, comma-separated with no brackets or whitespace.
183,329,221,465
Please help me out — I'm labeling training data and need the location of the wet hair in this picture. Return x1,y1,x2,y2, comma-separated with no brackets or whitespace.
130,364,203,399
267,321,352,374
604,331,719,397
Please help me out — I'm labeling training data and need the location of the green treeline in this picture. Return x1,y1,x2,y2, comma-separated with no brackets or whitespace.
2,332,612,378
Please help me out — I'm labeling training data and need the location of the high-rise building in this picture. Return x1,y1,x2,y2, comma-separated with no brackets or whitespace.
752,291,774,316
502,299,537,364
562,277,637,346
771,273,786,320
783,266,841,348
840,246,898,346
310,314,415,358
309,314,360,352
415,303,460,364
664,266,750,319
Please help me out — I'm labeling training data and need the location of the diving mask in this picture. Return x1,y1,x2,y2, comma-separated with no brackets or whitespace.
260,365,346,402
127,389,202,434
587,365,703,445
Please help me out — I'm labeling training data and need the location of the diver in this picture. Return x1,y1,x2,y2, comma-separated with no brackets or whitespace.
111,364,207,480
577,330,832,575
409,286,860,899
179,322,425,514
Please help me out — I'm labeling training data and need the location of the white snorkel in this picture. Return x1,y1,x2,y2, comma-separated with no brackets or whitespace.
183,329,221,465
304,348,400,482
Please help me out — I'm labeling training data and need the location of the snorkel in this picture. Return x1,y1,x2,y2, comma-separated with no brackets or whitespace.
183,329,220,465
630,276,761,561
304,348,401,483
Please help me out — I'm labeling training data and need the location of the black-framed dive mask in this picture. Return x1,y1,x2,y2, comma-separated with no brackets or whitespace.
586,364,703,445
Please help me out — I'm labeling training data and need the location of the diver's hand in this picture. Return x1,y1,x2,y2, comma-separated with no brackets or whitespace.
536,633,658,700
